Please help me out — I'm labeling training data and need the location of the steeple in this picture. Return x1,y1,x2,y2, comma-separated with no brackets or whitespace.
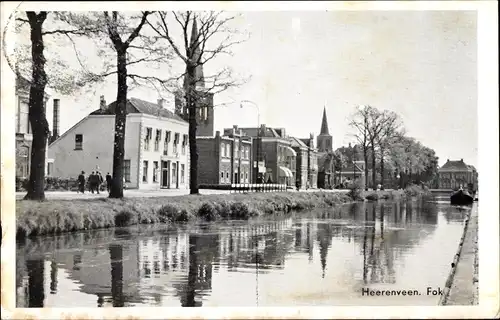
317,106,333,153
183,16,205,90
320,106,330,135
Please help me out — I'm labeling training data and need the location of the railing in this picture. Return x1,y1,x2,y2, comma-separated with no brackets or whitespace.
198,183,288,193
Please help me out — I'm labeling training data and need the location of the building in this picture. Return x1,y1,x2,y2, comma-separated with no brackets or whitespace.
289,137,309,189
316,107,334,188
239,125,296,186
197,127,253,185
15,76,54,179
336,160,366,188
438,159,478,191
299,134,318,189
48,96,190,190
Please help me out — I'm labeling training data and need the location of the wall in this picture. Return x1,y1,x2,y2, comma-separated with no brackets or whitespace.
138,114,189,190
197,138,220,184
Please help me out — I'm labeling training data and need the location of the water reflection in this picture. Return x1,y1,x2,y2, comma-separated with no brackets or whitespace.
16,200,469,307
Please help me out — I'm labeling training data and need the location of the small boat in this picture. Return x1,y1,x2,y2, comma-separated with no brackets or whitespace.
450,188,474,205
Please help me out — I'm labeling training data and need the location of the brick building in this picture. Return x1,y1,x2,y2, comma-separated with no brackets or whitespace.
197,127,253,185
239,125,296,186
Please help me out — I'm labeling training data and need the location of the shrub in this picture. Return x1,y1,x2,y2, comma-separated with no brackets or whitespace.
365,192,379,201
157,203,181,221
230,201,255,219
348,185,364,201
214,200,232,219
197,202,219,221
115,210,135,227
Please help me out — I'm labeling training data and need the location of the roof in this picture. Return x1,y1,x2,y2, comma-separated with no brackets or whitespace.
439,159,471,172
342,162,363,172
289,136,308,148
90,97,186,123
239,127,282,138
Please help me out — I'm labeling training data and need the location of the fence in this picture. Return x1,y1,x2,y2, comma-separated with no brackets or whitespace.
198,183,288,193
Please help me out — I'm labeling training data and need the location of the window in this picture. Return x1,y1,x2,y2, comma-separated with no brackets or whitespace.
144,127,152,151
124,160,131,182
221,144,225,157
142,160,149,182
153,161,159,183
172,162,177,184
245,172,248,182
226,144,230,158
181,164,185,183
234,144,239,158
154,129,162,151
182,134,187,155
164,131,171,155
226,172,229,181
220,172,224,181
75,134,83,150
173,133,180,154
47,163,53,176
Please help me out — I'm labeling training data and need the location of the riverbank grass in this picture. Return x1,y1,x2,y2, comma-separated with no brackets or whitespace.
17,191,353,238
16,186,431,239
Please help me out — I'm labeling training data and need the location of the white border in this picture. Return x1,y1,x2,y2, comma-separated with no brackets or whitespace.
1,1,498,319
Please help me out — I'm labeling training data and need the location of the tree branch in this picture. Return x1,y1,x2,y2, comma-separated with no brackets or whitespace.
123,11,152,48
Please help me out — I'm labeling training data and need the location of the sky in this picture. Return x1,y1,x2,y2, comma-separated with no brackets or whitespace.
9,9,478,167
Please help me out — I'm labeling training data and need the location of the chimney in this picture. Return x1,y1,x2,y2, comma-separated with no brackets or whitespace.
215,130,220,137
260,124,266,136
51,99,60,143
157,98,165,109
99,95,106,110
461,158,464,162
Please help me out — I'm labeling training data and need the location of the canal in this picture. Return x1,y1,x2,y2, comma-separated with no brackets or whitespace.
16,198,470,307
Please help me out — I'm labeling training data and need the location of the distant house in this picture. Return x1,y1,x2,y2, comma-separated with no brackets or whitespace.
48,96,190,190
289,136,309,189
438,159,478,190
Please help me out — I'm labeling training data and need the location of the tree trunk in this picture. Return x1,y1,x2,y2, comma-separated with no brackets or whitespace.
24,13,49,201
380,150,385,190
187,65,199,195
371,145,377,189
363,147,369,191
109,49,127,198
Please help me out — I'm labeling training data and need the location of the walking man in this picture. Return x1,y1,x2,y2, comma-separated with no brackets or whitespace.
97,171,103,194
106,172,112,193
77,171,86,194
89,171,96,194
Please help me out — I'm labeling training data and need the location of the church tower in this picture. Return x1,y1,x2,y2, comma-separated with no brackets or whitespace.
317,107,333,152
174,17,215,137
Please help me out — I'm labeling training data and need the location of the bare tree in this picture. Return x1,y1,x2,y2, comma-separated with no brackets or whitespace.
4,11,101,200
349,105,375,190
146,11,248,194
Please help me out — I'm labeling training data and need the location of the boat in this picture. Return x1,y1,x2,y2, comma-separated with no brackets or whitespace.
450,188,474,205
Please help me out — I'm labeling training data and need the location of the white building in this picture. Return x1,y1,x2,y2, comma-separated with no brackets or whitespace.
48,96,190,190
15,76,54,179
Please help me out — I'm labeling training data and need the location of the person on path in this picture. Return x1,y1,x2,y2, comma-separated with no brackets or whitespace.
97,171,103,194
88,171,96,194
77,171,86,194
106,172,112,193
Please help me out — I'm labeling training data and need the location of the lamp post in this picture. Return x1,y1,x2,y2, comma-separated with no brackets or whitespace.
240,100,260,183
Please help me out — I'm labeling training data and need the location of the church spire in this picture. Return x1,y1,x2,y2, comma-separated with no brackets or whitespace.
183,16,205,90
320,106,330,135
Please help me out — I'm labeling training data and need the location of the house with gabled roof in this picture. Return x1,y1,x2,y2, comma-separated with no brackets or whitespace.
47,96,190,190
438,159,478,190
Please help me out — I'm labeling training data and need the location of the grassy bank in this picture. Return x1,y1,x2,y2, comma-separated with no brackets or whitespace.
16,185,432,239
17,191,353,239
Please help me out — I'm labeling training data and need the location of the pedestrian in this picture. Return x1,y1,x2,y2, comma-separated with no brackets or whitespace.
106,172,112,193
96,171,103,194
89,171,96,194
77,171,86,194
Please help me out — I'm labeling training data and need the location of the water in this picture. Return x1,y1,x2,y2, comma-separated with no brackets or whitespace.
16,198,470,307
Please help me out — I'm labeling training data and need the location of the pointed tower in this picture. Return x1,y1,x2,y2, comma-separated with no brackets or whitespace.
317,106,333,152
175,16,215,137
